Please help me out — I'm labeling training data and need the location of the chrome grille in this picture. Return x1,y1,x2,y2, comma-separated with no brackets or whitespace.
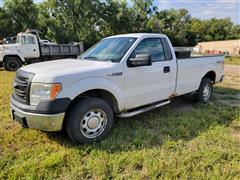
13,70,34,104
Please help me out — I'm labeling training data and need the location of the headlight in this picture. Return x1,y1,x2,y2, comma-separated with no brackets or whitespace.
30,83,62,106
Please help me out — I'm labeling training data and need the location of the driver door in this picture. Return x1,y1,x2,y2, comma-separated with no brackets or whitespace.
20,35,40,58
124,38,176,110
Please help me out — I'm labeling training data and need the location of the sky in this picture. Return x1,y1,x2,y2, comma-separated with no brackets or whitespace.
0,0,239,24
154,0,240,24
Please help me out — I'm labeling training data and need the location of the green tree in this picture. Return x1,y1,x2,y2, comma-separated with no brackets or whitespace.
228,25,240,39
207,18,233,40
96,0,135,36
38,0,109,46
148,8,195,46
3,0,38,35
191,18,235,42
0,0,239,47
37,0,155,47
132,0,156,32
0,7,13,39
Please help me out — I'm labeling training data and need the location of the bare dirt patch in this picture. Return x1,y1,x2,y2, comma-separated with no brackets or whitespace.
167,96,197,112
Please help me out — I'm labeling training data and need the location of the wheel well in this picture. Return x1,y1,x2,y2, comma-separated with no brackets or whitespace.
66,89,119,114
3,55,23,63
203,71,216,83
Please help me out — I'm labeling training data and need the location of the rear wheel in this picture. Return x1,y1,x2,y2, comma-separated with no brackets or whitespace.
193,78,213,103
65,97,114,144
3,57,22,71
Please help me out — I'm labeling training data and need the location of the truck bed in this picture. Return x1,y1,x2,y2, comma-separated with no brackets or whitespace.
175,54,225,95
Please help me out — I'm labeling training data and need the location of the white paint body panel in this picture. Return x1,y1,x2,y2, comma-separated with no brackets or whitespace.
19,34,40,58
0,44,26,62
19,33,224,112
124,60,177,109
176,56,224,95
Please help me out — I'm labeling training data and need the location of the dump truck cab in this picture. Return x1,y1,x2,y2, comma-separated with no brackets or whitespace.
15,32,40,59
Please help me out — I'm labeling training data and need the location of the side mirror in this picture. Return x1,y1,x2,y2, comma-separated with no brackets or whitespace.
129,54,152,67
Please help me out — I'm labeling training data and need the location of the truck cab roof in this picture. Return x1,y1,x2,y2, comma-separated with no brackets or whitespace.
17,32,33,35
105,33,167,39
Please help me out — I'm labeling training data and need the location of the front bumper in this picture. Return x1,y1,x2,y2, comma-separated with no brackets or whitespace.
0,53,3,65
11,103,65,131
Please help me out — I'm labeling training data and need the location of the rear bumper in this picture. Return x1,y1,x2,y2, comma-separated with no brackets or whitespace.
11,103,65,131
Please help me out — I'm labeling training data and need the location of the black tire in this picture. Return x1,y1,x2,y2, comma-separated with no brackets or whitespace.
65,97,114,144
193,78,213,103
3,57,22,71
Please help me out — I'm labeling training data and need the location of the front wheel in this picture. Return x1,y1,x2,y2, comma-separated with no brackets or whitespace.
3,57,22,71
65,97,114,144
193,78,213,103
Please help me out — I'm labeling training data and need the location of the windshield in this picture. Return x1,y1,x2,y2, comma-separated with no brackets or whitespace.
80,37,137,62
4,36,16,44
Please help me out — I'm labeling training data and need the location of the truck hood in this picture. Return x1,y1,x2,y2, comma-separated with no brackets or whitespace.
1,44,19,48
1,44,20,51
21,59,116,82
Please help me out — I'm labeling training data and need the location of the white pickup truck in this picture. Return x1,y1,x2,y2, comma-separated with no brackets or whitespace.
0,30,83,71
10,33,224,144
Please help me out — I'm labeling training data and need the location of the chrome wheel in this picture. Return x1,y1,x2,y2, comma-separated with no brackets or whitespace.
80,109,107,138
203,84,211,100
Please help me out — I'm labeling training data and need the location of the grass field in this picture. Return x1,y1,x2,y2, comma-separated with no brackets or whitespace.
225,56,240,65
0,68,240,179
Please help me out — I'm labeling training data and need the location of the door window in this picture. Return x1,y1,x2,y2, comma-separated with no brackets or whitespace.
20,36,35,44
162,38,173,60
26,36,36,44
21,36,27,44
133,38,165,62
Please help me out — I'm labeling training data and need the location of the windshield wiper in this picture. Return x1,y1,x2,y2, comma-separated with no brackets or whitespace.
83,56,98,60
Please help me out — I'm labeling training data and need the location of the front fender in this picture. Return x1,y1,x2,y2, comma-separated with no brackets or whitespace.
3,51,25,62
58,77,124,110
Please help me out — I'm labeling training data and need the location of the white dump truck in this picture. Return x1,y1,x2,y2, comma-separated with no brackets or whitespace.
10,33,224,144
0,30,84,71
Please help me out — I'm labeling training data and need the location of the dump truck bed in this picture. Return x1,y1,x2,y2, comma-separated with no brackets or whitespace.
40,43,84,56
